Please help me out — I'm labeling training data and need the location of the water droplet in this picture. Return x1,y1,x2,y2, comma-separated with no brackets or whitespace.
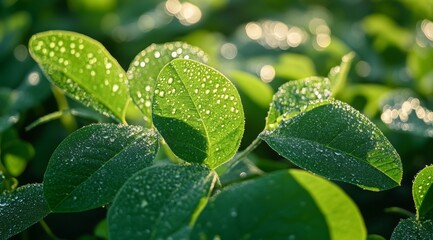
112,84,119,92
154,51,161,58
145,85,151,92
168,78,173,84
145,101,151,107
159,91,165,97
141,199,148,208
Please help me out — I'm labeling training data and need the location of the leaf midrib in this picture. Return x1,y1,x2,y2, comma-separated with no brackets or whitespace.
170,62,211,158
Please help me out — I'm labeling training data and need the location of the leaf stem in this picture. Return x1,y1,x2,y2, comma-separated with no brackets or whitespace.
385,207,415,218
51,86,77,132
39,219,58,240
230,136,262,165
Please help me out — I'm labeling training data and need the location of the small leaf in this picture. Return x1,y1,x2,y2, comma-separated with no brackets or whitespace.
127,42,207,125
0,183,50,239
261,100,402,191
191,169,366,240
108,164,216,240
29,31,129,121
153,59,244,169
328,52,355,96
265,77,331,130
43,123,158,212
381,90,433,137
413,165,433,220
390,218,433,240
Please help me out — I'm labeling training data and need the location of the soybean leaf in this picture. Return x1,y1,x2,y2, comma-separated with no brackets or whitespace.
381,89,433,138
265,77,331,130
390,218,433,240
108,164,216,240
191,169,366,240
43,123,158,212
153,59,245,169
261,99,402,191
0,183,50,239
127,42,207,124
413,165,433,220
29,31,129,122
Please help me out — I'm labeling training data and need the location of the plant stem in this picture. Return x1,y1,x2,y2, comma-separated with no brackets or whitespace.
230,136,262,166
385,207,415,218
51,86,77,132
39,220,58,240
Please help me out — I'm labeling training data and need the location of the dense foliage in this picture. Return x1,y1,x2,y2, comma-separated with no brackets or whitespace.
2,0,433,239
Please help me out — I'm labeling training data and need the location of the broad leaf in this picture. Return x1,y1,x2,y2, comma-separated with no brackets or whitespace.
43,123,158,212
275,53,317,80
391,218,433,240
413,165,433,220
29,31,129,121
381,89,433,137
153,59,245,169
191,169,366,240
127,42,207,124
328,52,355,96
265,77,331,130
0,184,50,239
261,100,402,191
108,164,216,240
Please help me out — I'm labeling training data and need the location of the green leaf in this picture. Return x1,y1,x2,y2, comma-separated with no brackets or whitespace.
275,53,317,80
108,164,216,240
328,52,355,96
413,165,433,220
153,59,244,169
265,77,331,130
127,42,207,125
218,158,264,187
381,90,433,138
390,218,433,240
29,30,129,121
0,183,50,239
191,169,366,240
43,123,158,212
261,100,402,191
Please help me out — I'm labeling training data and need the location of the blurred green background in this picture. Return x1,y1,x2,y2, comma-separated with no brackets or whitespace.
2,0,433,238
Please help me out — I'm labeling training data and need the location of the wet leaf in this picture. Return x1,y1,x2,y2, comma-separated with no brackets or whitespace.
265,77,331,130
191,169,366,240
381,90,433,137
43,123,158,212
0,184,50,239
413,165,433,220
29,31,129,121
261,99,402,191
391,218,433,240
108,164,216,240
127,42,207,125
328,52,355,96
275,53,317,80
153,59,244,169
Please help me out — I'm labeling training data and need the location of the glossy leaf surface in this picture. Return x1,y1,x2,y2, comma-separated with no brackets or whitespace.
192,169,366,240
153,59,244,169
413,165,433,220
265,77,331,130
391,218,433,240
43,123,158,212
108,164,216,240
0,184,50,239
127,42,207,124
261,100,402,191
29,31,129,121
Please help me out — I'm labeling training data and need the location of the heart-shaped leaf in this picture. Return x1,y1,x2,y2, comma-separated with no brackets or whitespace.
108,164,216,240
127,42,207,125
29,31,129,121
191,169,366,240
413,165,433,220
43,123,158,212
391,218,433,240
265,77,331,130
0,183,50,239
261,100,402,191
152,59,244,169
